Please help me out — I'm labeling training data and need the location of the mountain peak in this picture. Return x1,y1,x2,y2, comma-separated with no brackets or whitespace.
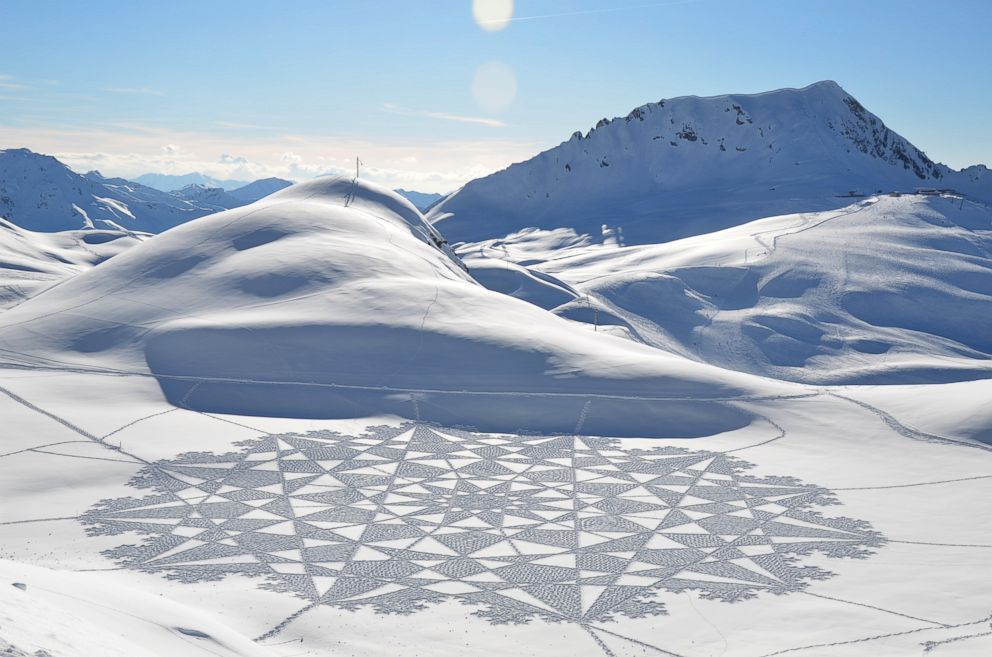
805,78,843,90
0,147,41,158
428,83,987,245
0,147,70,169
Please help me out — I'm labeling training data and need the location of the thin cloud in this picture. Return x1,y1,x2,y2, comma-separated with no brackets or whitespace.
0,120,541,193
384,103,507,128
215,121,279,131
0,74,25,90
98,121,171,135
104,86,166,97
426,112,507,128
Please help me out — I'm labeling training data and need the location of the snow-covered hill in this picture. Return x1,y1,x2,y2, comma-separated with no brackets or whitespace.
429,81,991,245
462,194,992,384
0,177,782,437
0,218,147,308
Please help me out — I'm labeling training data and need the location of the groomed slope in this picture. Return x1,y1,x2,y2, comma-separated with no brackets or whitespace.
0,177,787,436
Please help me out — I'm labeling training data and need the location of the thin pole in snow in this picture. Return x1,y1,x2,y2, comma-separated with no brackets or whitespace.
587,295,598,332
356,156,360,179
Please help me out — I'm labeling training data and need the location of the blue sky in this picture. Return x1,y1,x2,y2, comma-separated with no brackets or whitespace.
1,0,989,191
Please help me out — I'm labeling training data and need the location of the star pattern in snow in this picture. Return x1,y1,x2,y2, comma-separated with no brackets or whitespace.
83,424,882,624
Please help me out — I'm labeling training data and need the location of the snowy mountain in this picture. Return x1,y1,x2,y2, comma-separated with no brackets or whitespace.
227,177,292,202
133,172,250,192
170,183,248,213
164,179,293,212
0,150,295,232
429,81,991,245
395,188,445,211
0,149,228,232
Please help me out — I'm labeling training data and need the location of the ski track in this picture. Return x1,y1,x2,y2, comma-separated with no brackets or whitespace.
0,348,821,404
3,204,991,656
587,623,689,657
828,391,992,453
254,601,319,642
756,613,992,657
923,628,992,653
3,371,991,656
800,591,948,627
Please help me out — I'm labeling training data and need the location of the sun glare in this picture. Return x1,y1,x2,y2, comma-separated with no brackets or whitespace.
472,0,514,32
472,60,517,113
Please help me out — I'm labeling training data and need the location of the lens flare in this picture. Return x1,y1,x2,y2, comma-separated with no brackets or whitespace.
472,0,514,32
472,60,517,113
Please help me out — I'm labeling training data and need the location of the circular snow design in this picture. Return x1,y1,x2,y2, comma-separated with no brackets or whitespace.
84,424,882,624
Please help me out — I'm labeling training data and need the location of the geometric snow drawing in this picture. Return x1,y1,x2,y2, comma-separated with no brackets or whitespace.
83,424,883,625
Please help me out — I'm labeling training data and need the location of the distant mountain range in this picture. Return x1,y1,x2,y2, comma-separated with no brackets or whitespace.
0,150,452,232
133,172,251,191
8,81,989,239
428,80,991,245
140,177,442,209
0,149,294,232
170,177,294,211
394,189,445,211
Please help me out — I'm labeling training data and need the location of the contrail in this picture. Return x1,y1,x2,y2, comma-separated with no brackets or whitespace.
477,0,709,25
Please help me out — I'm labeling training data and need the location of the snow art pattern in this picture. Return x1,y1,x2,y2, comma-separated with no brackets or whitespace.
83,424,883,624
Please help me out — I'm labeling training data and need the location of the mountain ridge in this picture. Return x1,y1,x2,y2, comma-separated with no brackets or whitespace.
133,172,249,191
428,80,990,245
0,148,215,233
0,149,293,232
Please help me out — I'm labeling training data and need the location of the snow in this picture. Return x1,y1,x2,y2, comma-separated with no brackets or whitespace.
429,81,991,246
463,258,579,310
0,176,774,437
462,194,992,384
171,184,248,212
0,150,289,233
0,560,272,657
0,365,989,657
0,218,147,308
1,82,991,657
134,172,250,192
0,149,215,233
